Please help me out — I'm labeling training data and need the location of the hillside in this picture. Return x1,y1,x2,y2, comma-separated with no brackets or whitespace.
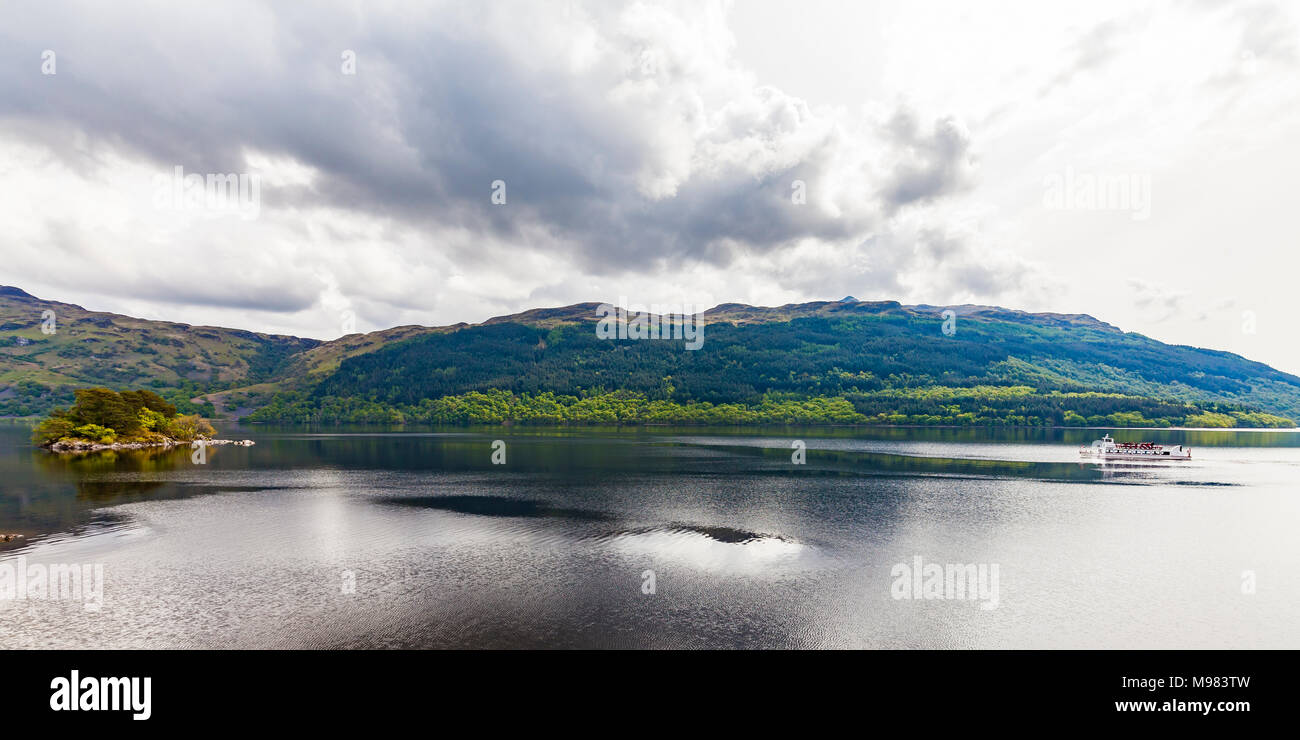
241,299,1299,426
3,288,1299,427
0,287,317,416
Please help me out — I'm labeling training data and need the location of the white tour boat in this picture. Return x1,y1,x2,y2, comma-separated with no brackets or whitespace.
1079,433,1191,461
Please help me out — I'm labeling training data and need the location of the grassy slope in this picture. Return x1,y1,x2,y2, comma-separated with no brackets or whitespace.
0,286,317,416
5,288,1300,424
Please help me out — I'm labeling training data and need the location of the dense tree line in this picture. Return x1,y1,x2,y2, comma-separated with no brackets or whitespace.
245,387,1293,428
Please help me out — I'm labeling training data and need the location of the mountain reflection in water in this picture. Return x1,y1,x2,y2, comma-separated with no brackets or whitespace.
2,424,1298,648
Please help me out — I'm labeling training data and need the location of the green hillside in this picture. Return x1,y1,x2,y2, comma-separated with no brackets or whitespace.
247,300,1300,427
3,288,1298,428
0,286,317,417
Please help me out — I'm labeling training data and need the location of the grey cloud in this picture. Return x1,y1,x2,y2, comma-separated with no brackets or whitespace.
22,217,322,314
914,227,963,260
880,111,974,211
0,1,990,303
913,229,1032,301
1037,18,1124,97
776,223,1038,307
124,281,319,314
940,260,1028,298
1127,278,1186,322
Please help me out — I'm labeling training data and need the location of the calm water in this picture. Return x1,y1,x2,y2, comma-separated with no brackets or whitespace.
2,423,1298,649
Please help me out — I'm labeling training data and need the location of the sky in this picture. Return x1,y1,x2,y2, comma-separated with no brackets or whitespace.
1,0,1298,373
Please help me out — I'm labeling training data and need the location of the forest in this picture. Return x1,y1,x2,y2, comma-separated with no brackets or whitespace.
243,312,1298,427
245,387,1293,427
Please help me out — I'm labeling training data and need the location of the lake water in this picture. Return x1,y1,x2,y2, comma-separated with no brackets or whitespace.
2,424,1298,649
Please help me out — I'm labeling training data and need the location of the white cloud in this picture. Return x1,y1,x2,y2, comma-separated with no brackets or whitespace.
0,0,1296,375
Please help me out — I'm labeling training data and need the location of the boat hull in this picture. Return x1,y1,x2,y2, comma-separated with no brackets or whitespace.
1079,450,1191,461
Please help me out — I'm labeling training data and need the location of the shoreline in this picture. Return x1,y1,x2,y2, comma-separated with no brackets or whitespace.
13,416,1298,432
239,420,1300,431
44,437,255,453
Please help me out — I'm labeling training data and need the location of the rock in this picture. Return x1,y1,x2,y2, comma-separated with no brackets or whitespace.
45,437,255,453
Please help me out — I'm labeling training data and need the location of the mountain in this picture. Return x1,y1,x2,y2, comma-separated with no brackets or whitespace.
0,287,317,416
3,287,1298,427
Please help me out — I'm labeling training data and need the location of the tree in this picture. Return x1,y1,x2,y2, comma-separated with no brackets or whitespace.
163,414,215,440
120,389,177,417
32,416,75,445
71,388,142,435
71,424,116,443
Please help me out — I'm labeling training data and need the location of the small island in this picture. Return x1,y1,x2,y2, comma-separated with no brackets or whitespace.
33,387,253,452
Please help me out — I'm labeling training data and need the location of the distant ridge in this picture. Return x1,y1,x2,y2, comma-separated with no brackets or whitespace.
0,286,37,300
2,286,1298,425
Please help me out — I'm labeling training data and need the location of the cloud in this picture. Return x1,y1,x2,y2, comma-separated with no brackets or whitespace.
1037,18,1125,97
880,110,975,211
0,0,1040,332
1127,278,1187,322
1204,1,1299,88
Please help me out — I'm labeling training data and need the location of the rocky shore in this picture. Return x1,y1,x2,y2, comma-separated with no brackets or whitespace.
46,437,256,453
